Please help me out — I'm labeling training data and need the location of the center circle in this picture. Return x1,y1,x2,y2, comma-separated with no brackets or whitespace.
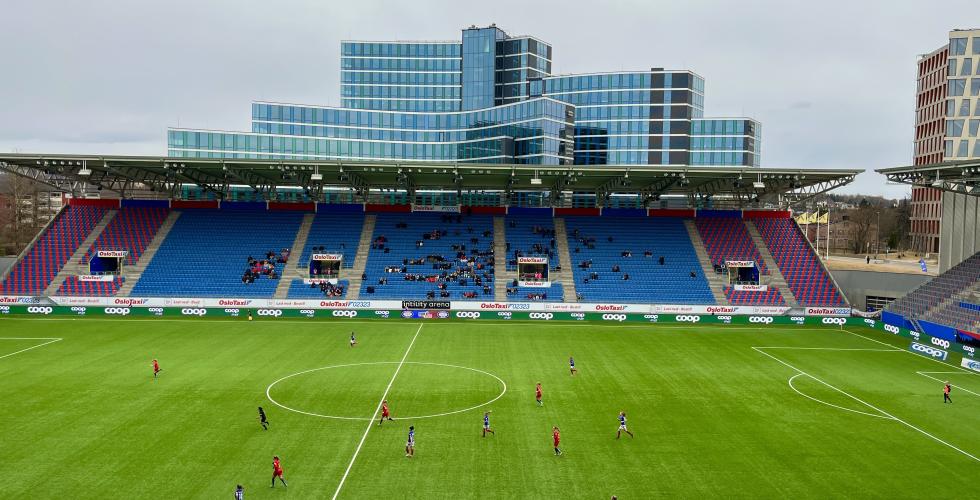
265,361,507,420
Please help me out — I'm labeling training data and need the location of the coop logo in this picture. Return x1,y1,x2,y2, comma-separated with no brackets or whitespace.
749,316,774,324
961,357,980,373
864,319,876,327
257,309,283,317
790,316,806,325
909,331,921,341
104,307,130,316
643,314,659,323
113,298,148,306
148,307,164,316
0,305,10,314
332,310,358,318
374,310,390,318
224,308,240,316
963,345,976,357
70,306,87,315
602,313,627,322
676,315,701,323
181,308,207,317
529,312,553,320
930,337,951,349
571,312,586,321
496,312,512,319
456,311,481,319
909,342,947,361
218,299,252,307
299,309,316,318
821,317,847,326
884,324,900,335
27,306,53,315
717,315,732,324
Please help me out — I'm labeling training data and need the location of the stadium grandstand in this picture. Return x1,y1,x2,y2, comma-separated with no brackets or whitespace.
0,154,859,307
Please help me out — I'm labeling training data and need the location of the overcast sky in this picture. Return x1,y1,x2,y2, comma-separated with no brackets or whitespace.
1,0,977,198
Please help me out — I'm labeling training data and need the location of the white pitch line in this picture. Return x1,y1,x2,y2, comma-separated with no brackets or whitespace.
842,329,980,377
754,346,902,351
916,371,980,398
787,373,892,419
0,338,62,361
753,346,980,463
332,323,423,500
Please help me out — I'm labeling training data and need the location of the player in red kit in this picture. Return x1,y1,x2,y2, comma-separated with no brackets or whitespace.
535,382,543,407
378,400,393,425
944,381,953,404
152,359,161,378
552,426,562,456
271,455,287,488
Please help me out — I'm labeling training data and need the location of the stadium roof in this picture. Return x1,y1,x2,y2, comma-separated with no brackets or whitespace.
877,159,980,197
0,153,860,207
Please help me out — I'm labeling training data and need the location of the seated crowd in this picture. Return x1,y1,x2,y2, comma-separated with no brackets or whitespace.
308,280,345,297
242,248,289,284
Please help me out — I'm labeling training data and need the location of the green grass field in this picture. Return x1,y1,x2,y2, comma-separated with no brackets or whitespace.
1,317,977,499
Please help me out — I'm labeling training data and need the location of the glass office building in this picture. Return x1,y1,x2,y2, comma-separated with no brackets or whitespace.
169,25,760,166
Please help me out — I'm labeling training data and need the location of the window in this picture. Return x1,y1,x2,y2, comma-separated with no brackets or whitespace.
945,140,954,157
963,58,975,76
951,38,968,56
950,79,966,96
974,37,980,55
949,59,958,76
957,139,969,157
970,119,980,136
973,79,980,96
960,99,972,116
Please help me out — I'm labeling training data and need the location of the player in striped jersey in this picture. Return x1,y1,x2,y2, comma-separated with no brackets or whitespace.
234,484,244,499
616,411,634,439
405,426,415,458
482,411,494,437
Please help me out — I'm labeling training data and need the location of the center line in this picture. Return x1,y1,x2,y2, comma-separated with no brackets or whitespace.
332,323,424,500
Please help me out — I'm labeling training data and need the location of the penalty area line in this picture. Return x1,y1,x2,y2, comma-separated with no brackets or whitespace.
916,372,980,398
753,346,980,463
332,323,423,500
0,338,62,361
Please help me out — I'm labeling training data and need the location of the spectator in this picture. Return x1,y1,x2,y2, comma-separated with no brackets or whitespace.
623,273,630,280
690,271,697,278
659,256,665,265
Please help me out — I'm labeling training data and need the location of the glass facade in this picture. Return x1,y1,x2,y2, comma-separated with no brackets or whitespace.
169,25,760,167
943,30,980,161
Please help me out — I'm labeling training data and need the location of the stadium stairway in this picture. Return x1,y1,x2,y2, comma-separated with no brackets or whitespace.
551,218,578,303
45,209,118,296
115,211,182,297
492,217,513,301
683,220,729,305
344,214,375,300
274,213,315,299
744,220,799,308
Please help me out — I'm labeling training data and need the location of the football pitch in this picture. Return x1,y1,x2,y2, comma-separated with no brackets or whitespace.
1,317,977,499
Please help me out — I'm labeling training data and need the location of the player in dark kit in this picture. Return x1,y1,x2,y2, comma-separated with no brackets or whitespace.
378,400,393,425
482,411,494,437
535,382,543,406
944,381,953,404
271,456,287,488
552,426,562,455
616,411,634,439
569,356,577,376
406,426,416,457
152,359,162,378
234,484,244,500
350,332,357,347
258,406,269,430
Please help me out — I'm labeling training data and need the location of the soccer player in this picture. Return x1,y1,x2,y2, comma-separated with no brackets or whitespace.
944,381,953,404
378,400,393,425
235,484,244,500
406,426,415,458
482,411,494,437
152,359,162,378
350,332,357,347
616,411,634,439
271,456,287,488
535,382,543,407
258,406,269,430
569,356,577,376
552,426,562,456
